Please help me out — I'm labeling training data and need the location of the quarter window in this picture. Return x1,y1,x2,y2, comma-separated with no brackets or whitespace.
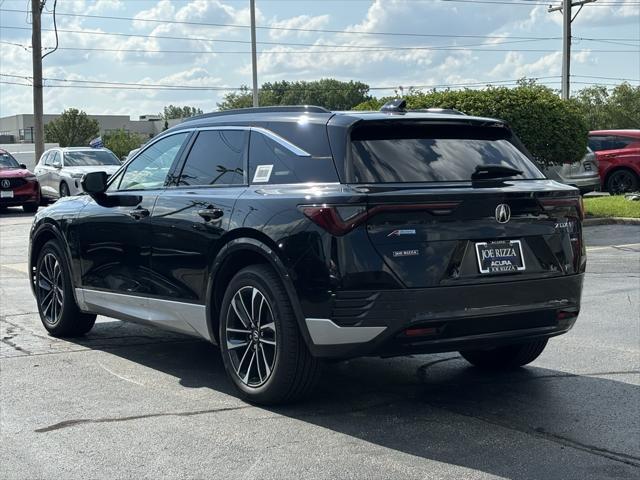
178,130,247,186
248,131,338,184
111,132,188,191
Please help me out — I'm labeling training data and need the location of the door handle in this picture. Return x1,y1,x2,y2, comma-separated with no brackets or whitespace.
128,206,150,220
197,206,224,221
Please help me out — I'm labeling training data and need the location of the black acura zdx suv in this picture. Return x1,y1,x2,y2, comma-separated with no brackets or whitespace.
29,104,585,404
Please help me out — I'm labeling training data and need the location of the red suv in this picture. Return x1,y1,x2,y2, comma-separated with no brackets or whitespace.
588,130,640,194
0,149,41,213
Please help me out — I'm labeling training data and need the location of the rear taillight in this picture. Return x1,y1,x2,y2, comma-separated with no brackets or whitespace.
299,205,368,236
539,196,584,220
300,202,461,236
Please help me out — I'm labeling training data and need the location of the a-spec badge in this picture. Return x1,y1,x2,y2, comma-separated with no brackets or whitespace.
392,249,420,258
387,229,416,237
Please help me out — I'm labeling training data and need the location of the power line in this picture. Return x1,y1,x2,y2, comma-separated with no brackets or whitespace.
1,7,638,41
1,73,566,91
2,24,637,46
2,40,636,55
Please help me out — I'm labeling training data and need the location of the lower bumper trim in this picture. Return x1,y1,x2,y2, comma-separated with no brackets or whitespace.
305,318,386,345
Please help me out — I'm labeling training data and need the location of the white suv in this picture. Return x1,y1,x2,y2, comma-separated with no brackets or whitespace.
34,147,121,201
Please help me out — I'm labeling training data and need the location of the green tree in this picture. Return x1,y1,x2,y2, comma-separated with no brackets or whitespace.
355,83,588,166
44,108,100,147
573,82,640,130
103,129,145,160
217,79,372,111
162,105,203,120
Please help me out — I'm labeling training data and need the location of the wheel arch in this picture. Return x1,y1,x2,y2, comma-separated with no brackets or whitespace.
29,221,81,304
205,235,308,346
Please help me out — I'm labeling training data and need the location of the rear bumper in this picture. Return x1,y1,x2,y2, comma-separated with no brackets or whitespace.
303,274,583,358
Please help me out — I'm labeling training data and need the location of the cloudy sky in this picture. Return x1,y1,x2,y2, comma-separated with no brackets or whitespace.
0,0,638,118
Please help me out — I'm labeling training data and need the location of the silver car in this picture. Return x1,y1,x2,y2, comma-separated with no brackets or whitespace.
34,147,121,201
543,148,600,194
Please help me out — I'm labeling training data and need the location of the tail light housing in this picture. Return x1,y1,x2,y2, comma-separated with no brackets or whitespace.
539,195,585,272
539,196,584,220
300,202,461,236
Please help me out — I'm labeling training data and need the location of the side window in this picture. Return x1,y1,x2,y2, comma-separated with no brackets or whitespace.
248,131,338,185
112,132,189,191
42,152,52,166
50,151,61,166
588,137,605,152
611,136,635,150
178,130,247,186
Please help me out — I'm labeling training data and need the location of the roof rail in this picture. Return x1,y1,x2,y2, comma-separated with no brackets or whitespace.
184,105,331,122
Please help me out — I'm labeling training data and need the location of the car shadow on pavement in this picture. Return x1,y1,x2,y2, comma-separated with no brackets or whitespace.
67,320,640,480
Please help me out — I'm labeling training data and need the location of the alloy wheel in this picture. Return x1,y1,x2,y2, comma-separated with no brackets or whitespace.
225,286,277,387
37,253,64,325
609,171,637,194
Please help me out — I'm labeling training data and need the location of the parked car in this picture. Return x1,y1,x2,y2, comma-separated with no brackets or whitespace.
543,148,600,194
588,129,640,194
34,147,121,201
0,149,40,213
29,105,585,404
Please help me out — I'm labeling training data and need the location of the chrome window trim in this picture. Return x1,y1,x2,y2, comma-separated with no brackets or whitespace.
189,125,311,157
106,125,311,192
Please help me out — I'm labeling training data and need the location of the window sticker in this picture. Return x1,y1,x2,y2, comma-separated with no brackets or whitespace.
253,164,273,183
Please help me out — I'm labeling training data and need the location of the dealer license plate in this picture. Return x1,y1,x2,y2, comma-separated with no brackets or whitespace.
475,240,526,274
0,191,14,198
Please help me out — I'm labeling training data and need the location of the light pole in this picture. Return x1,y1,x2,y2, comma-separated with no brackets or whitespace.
250,0,259,107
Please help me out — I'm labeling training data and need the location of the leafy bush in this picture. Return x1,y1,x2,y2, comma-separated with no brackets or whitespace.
573,83,640,130
103,129,145,160
218,79,372,111
354,84,588,166
44,108,100,147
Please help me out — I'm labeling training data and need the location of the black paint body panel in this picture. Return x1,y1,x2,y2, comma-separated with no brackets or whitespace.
29,109,585,359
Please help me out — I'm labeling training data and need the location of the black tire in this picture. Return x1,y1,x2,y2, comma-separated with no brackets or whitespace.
460,338,548,369
59,182,70,198
22,202,38,213
219,264,321,405
606,169,639,195
35,240,96,337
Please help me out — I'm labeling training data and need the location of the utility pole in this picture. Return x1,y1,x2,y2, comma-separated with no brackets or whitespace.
31,0,44,159
548,0,597,100
249,0,259,107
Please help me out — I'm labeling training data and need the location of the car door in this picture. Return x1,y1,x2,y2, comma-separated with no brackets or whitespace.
49,151,63,197
150,128,248,318
33,151,50,196
75,131,191,318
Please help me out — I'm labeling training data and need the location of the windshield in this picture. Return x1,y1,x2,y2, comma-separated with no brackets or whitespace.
349,124,544,183
64,150,120,167
0,152,20,169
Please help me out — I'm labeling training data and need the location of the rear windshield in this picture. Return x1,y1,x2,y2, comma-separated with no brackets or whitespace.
349,124,544,183
64,150,120,167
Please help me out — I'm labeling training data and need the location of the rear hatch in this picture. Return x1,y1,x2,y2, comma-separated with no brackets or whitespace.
349,121,585,288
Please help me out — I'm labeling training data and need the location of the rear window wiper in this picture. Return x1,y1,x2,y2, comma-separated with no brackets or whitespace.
471,164,523,180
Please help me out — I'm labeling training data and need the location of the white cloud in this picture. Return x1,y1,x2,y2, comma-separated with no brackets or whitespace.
268,14,330,40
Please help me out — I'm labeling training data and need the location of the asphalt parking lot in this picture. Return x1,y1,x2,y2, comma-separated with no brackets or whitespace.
1,207,639,480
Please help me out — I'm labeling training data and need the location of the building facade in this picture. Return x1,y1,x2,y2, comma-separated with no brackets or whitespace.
0,113,180,144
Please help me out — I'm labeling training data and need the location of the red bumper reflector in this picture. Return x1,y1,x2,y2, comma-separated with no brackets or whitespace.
404,327,438,337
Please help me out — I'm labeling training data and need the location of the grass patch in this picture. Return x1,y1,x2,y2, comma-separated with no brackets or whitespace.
583,196,640,218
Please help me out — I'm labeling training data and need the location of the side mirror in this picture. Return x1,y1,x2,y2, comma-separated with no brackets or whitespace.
52,161,62,169
81,171,108,196
19,163,27,170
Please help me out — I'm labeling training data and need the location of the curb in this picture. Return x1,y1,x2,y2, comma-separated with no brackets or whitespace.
583,217,640,226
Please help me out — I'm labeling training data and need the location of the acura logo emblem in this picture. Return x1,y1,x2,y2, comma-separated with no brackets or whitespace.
495,204,511,223
0,179,10,189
